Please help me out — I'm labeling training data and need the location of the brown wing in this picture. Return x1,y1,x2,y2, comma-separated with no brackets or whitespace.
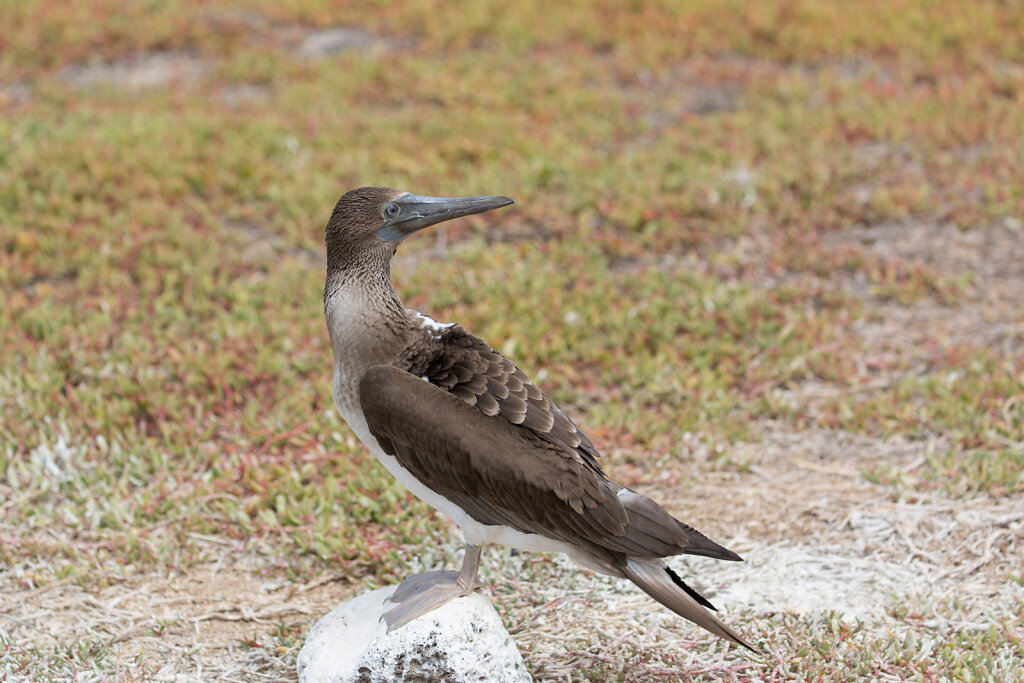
358,365,740,561
395,323,602,476
360,364,625,544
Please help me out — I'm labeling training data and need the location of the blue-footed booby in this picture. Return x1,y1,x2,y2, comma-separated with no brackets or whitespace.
323,187,754,650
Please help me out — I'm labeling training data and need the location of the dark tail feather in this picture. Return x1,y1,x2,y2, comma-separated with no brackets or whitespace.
615,488,743,561
665,564,717,611
676,521,743,562
620,557,758,653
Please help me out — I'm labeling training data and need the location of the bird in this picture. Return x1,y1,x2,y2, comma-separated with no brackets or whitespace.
322,186,754,651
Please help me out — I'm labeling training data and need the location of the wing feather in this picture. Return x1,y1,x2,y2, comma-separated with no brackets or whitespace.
380,318,741,563
359,365,627,544
360,364,743,566
395,321,601,475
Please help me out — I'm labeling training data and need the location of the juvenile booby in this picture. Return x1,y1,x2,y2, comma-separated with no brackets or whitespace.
323,187,754,650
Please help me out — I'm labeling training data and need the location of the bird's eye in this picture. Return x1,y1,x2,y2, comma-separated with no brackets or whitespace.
385,203,400,218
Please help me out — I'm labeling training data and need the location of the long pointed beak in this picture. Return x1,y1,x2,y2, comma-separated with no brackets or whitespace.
375,193,515,242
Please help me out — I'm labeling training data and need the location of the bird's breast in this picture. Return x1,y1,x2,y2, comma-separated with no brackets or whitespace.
325,290,408,412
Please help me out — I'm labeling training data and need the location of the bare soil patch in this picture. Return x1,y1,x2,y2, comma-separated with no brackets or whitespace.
657,425,1022,612
54,19,390,95
502,423,1022,678
829,219,1024,356
8,423,1018,681
1,543,356,682
60,52,208,90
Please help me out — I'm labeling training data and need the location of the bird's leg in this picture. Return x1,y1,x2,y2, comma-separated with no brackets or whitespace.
383,544,483,632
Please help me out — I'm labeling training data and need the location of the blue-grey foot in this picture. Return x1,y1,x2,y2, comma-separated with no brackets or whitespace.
390,569,459,603
382,543,483,632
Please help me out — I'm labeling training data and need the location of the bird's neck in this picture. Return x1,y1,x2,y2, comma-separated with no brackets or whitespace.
324,256,410,417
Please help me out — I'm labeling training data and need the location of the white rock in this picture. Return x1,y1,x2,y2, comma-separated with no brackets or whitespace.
298,586,531,683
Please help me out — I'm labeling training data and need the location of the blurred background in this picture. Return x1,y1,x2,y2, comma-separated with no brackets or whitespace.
1,1,1022,680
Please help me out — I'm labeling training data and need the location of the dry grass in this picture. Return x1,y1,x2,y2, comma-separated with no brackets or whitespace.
1,544,354,681
3,426,1020,681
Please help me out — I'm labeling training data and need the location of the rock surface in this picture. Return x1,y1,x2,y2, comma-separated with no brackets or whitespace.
298,586,531,683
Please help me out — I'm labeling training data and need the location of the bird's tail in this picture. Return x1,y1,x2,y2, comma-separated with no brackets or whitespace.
620,557,757,652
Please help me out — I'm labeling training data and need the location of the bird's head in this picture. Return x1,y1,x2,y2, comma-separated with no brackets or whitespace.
325,187,515,269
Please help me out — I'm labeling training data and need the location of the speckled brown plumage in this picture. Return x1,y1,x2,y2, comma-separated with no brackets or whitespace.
395,320,602,475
